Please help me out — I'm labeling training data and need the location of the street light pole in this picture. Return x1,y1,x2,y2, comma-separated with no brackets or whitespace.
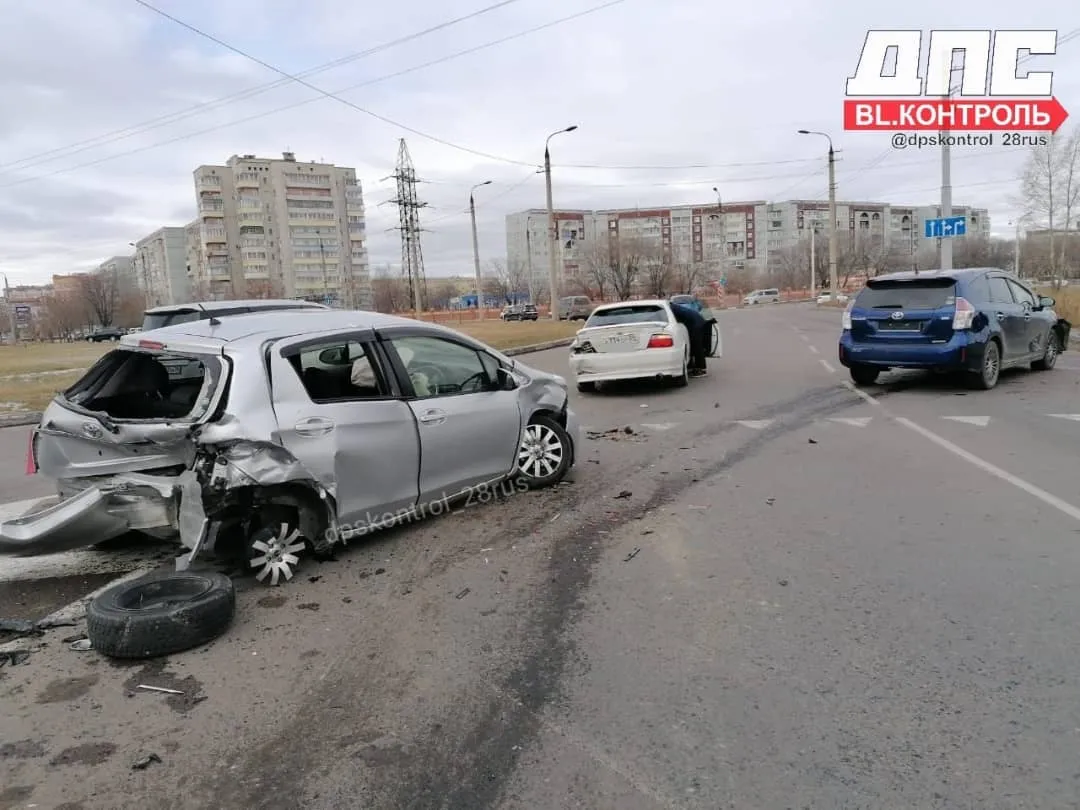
798,130,838,300
712,187,726,284
545,125,578,320
469,180,492,319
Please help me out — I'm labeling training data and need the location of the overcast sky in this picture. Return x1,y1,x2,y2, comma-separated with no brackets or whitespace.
0,0,1075,285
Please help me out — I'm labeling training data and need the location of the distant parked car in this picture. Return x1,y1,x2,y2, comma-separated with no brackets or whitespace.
142,299,329,331
87,328,123,342
816,291,849,304
558,296,593,320
839,267,1072,390
501,305,522,321
519,303,539,321
742,288,780,305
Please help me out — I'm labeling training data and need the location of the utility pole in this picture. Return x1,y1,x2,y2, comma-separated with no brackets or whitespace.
712,187,726,284
810,225,817,296
799,130,839,300
470,180,492,320
545,125,578,319
2,272,14,345
1013,219,1022,275
382,139,429,318
318,230,329,305
525,221,535,303
940,56,955,271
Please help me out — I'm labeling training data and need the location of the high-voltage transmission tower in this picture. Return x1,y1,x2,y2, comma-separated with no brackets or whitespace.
384,139,429,313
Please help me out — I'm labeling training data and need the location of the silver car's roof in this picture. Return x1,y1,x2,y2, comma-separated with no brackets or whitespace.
143,299,330,314
121,309,487,352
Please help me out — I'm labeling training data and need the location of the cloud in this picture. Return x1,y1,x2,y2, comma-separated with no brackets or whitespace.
0,0,1075,285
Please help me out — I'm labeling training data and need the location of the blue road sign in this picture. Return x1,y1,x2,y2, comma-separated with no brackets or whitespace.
924,216,967,239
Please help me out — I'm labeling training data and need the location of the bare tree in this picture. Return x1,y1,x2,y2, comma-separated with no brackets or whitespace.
669,261,707,294
485,259,528,304
43,293,86,338
952,237,1014,269
429,279,460,309
1020,124,1080,276
371,264,408,313
581,242,613,302
77,270,120,327
608,236,654,300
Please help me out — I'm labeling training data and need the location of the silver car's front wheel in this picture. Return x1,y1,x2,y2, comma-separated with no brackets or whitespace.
517,415,572,489
249,522,306,586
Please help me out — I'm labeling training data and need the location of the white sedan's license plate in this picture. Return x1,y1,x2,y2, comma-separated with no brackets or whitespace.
606,333,638,345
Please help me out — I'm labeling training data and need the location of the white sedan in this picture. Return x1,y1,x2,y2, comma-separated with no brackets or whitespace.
568,299,691,392
816,291,849,304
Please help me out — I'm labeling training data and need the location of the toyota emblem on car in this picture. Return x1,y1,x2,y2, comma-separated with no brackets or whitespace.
890,311,905,320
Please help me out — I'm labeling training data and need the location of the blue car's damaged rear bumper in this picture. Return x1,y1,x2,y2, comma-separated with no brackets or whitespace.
838,330,988,372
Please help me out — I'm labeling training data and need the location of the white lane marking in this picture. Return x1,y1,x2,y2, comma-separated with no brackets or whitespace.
799,333,810,342
942,415,991,427
819,359,836,373
807,345,820,354
1048,414,1080,421
840,381,1080,523
735,420,773,430
640,422,677,431
0,547,156,584
829,417,872,427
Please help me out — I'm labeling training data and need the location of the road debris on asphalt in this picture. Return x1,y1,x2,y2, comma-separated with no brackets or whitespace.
0,649,30,666
69,638,92,651
614,490,632,499
586,426,639,441
808,438,818,444
766,498,776,506
137,684,184,695
133,753,163,770
624,548,641,562
455,588,471,599
0,618,37,635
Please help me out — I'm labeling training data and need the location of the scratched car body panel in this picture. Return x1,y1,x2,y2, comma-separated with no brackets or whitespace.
4,310,579,584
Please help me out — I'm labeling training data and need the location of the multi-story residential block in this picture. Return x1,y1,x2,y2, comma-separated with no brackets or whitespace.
510,199,992,293
133,226,191,307
184,219,204,297
190,152,371,307
96,256,139,294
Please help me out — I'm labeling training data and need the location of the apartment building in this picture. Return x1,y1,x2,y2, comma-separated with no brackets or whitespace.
191,152,371,307
96,256,139,294
506,201,769,291
764,201,991,260
133,226,191,307
509,199,992,293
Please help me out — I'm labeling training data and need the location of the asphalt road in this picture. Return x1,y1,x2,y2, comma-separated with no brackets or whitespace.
3,303,1080,809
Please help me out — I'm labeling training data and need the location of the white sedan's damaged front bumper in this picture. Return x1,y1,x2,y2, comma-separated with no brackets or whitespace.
569,346,684,384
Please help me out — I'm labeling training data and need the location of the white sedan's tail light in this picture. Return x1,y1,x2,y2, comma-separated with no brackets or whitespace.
647,333,674,348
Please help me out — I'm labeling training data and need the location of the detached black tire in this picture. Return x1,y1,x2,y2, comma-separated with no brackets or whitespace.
86,570,236,659
517,415,573,489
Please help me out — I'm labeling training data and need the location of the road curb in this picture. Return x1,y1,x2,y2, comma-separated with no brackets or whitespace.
0,411,41,428
504,338,574,356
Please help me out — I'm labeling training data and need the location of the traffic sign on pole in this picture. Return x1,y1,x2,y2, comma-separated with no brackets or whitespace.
924,216,967,239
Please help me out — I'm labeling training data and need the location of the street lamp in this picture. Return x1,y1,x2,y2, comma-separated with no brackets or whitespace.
470,180,493,319
545,125,578,320
798,130,838,301
711,187,726,284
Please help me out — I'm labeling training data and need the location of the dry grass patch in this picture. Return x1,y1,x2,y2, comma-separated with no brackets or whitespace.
445,319,580,350
0,370,85,413
0,341,108,376
1038,286,1080,326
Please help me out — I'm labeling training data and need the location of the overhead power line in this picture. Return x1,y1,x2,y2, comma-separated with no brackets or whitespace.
0,0,528,174
0,0,627,186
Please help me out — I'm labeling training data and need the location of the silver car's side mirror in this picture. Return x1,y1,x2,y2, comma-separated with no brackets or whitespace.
497,368,518,390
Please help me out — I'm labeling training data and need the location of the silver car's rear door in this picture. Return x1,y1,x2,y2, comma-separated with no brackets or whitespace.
268,330,421,527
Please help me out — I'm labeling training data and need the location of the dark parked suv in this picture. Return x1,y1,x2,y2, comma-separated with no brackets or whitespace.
839,268,1071,390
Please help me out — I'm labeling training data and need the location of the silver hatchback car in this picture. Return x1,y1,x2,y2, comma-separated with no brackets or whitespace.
5,310,579,584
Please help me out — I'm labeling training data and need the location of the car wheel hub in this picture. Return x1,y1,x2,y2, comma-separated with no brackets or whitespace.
518,424,563,479
250,523,305,586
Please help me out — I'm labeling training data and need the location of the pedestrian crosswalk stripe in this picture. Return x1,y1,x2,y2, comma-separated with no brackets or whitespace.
942,415,990,427
1048,414,1080,421
828,417,872,427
